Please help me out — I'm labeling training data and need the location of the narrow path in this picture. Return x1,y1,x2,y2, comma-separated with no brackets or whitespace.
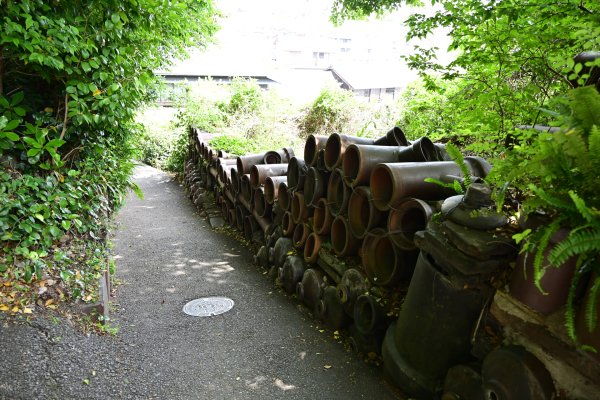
0,165,401,400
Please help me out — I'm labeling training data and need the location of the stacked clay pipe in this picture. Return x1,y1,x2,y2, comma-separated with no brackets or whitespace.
184,125,492,356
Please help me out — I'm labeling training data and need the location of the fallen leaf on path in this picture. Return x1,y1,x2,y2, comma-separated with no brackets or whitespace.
324,365,332,369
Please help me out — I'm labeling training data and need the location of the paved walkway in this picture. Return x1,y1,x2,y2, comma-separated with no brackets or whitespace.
0,165,401,400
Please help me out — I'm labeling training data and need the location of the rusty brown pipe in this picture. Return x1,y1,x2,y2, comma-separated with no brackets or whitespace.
296,268,327,314
237,194,270,233
264,147,295,164
292,223,311,249
336,268,370,317
264,176,287,205
277,182,291,211
291,191,313,224
287,157,307,191
250,163,288,189
253,187,271,218
388,198,434,251
313,198,333,235
304,135,329,166
326,168,350,216
331,215,361,257
361,231,417,286
240,174,253,205
373,126,409,147
324,133,376,171
347,186,387,239
236,153,266,175
281,211,296,237
235,204,249,231
304,167,329,207
342,144,402,187
353,293,388,336
228,208,236,226
243,215,259,241
369,159,489,211
303,233,324,264
230,168,240,194
395,137,437,162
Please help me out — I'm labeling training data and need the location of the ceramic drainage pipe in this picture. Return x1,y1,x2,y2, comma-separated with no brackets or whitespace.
264,176,287,205
297,267,327,314
235,204,249,231
277,181,292,212
318,285,352,330
304,135,329,166
361,230,418,286
240,174,253,205
243,215,259,241
236,152,267,175
303,167,329,207
331,215,361,257
281,211,296,237
292,223,311,249
291,191,313,224
287,157,307,191
264,147,295,164
373,126,410,147
337,268,370,317
227,208,236,226
250,163,288,189
303,233,324,264
230,168,240,194
279,255,308,295
369,160,485,211
347,186,387,239
342,144,402,188
395,137,438,162
313,198,333,235
388,198,434,251
324,133,375,171
253,187,271,219
326,168,351,216
353,294,388,337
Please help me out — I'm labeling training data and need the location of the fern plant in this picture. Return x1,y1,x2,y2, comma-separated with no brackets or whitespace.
497,86,600,344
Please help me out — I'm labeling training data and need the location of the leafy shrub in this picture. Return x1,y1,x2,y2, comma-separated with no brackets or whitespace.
298,85,357,138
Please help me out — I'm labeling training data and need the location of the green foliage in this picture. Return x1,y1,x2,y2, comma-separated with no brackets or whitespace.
331,0,600,155
298,86,357,138
226,78,264,115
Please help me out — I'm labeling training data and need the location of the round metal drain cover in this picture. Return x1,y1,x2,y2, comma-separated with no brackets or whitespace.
183,296,234,317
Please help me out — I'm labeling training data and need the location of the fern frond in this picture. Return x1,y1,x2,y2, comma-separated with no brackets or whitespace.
570,86,600,133
565,261,583,341
589,125,600,172
548,229,600,266
585,274,600,333
568,190,595,223
533,219,562,294
528,184,571,211
446,143,472,188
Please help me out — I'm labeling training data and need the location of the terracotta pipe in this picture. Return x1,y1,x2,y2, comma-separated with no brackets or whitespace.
228,208,236,226
287,157,307,191
277,182,291,211
202,145,210,160
296,268,327,314
304,134,329,166
369,159,489,211
347,186,387,239
208,148,220,161
342,144,402,187
304,166,329,207
221,167,232,187
230,168,240,194
291,191,313,224
313,198,333,235
240,174,252,204
250,163,288,189
264,147,295,164
292,223,311,249
324,133,375,171
237,194,270,233
264,176,287,205
331,215,361,257
318,285,352,329
395,137,437,162
373,126,409,147
243,215,259,241
236,152,266,175
326,168,350,216
217,149,229,159
388,198,434,251
253,187,271,219
361,230,418,286
316,149,327,171
281,211,296,237
303,233,324,264
235,204,249,231
353,293,389,336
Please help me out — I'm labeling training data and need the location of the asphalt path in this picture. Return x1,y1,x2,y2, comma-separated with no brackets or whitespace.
0,165,401,400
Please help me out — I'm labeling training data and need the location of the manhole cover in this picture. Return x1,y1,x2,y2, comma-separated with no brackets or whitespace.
182,297,234,317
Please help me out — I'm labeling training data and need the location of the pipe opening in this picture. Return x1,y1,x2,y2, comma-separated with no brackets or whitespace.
370,167,393,209
325,134,342,169
375,237,396,283
342,146,360,184
278,182,290,211
355,295,375,333
331,218,346,254
304,136,318,165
